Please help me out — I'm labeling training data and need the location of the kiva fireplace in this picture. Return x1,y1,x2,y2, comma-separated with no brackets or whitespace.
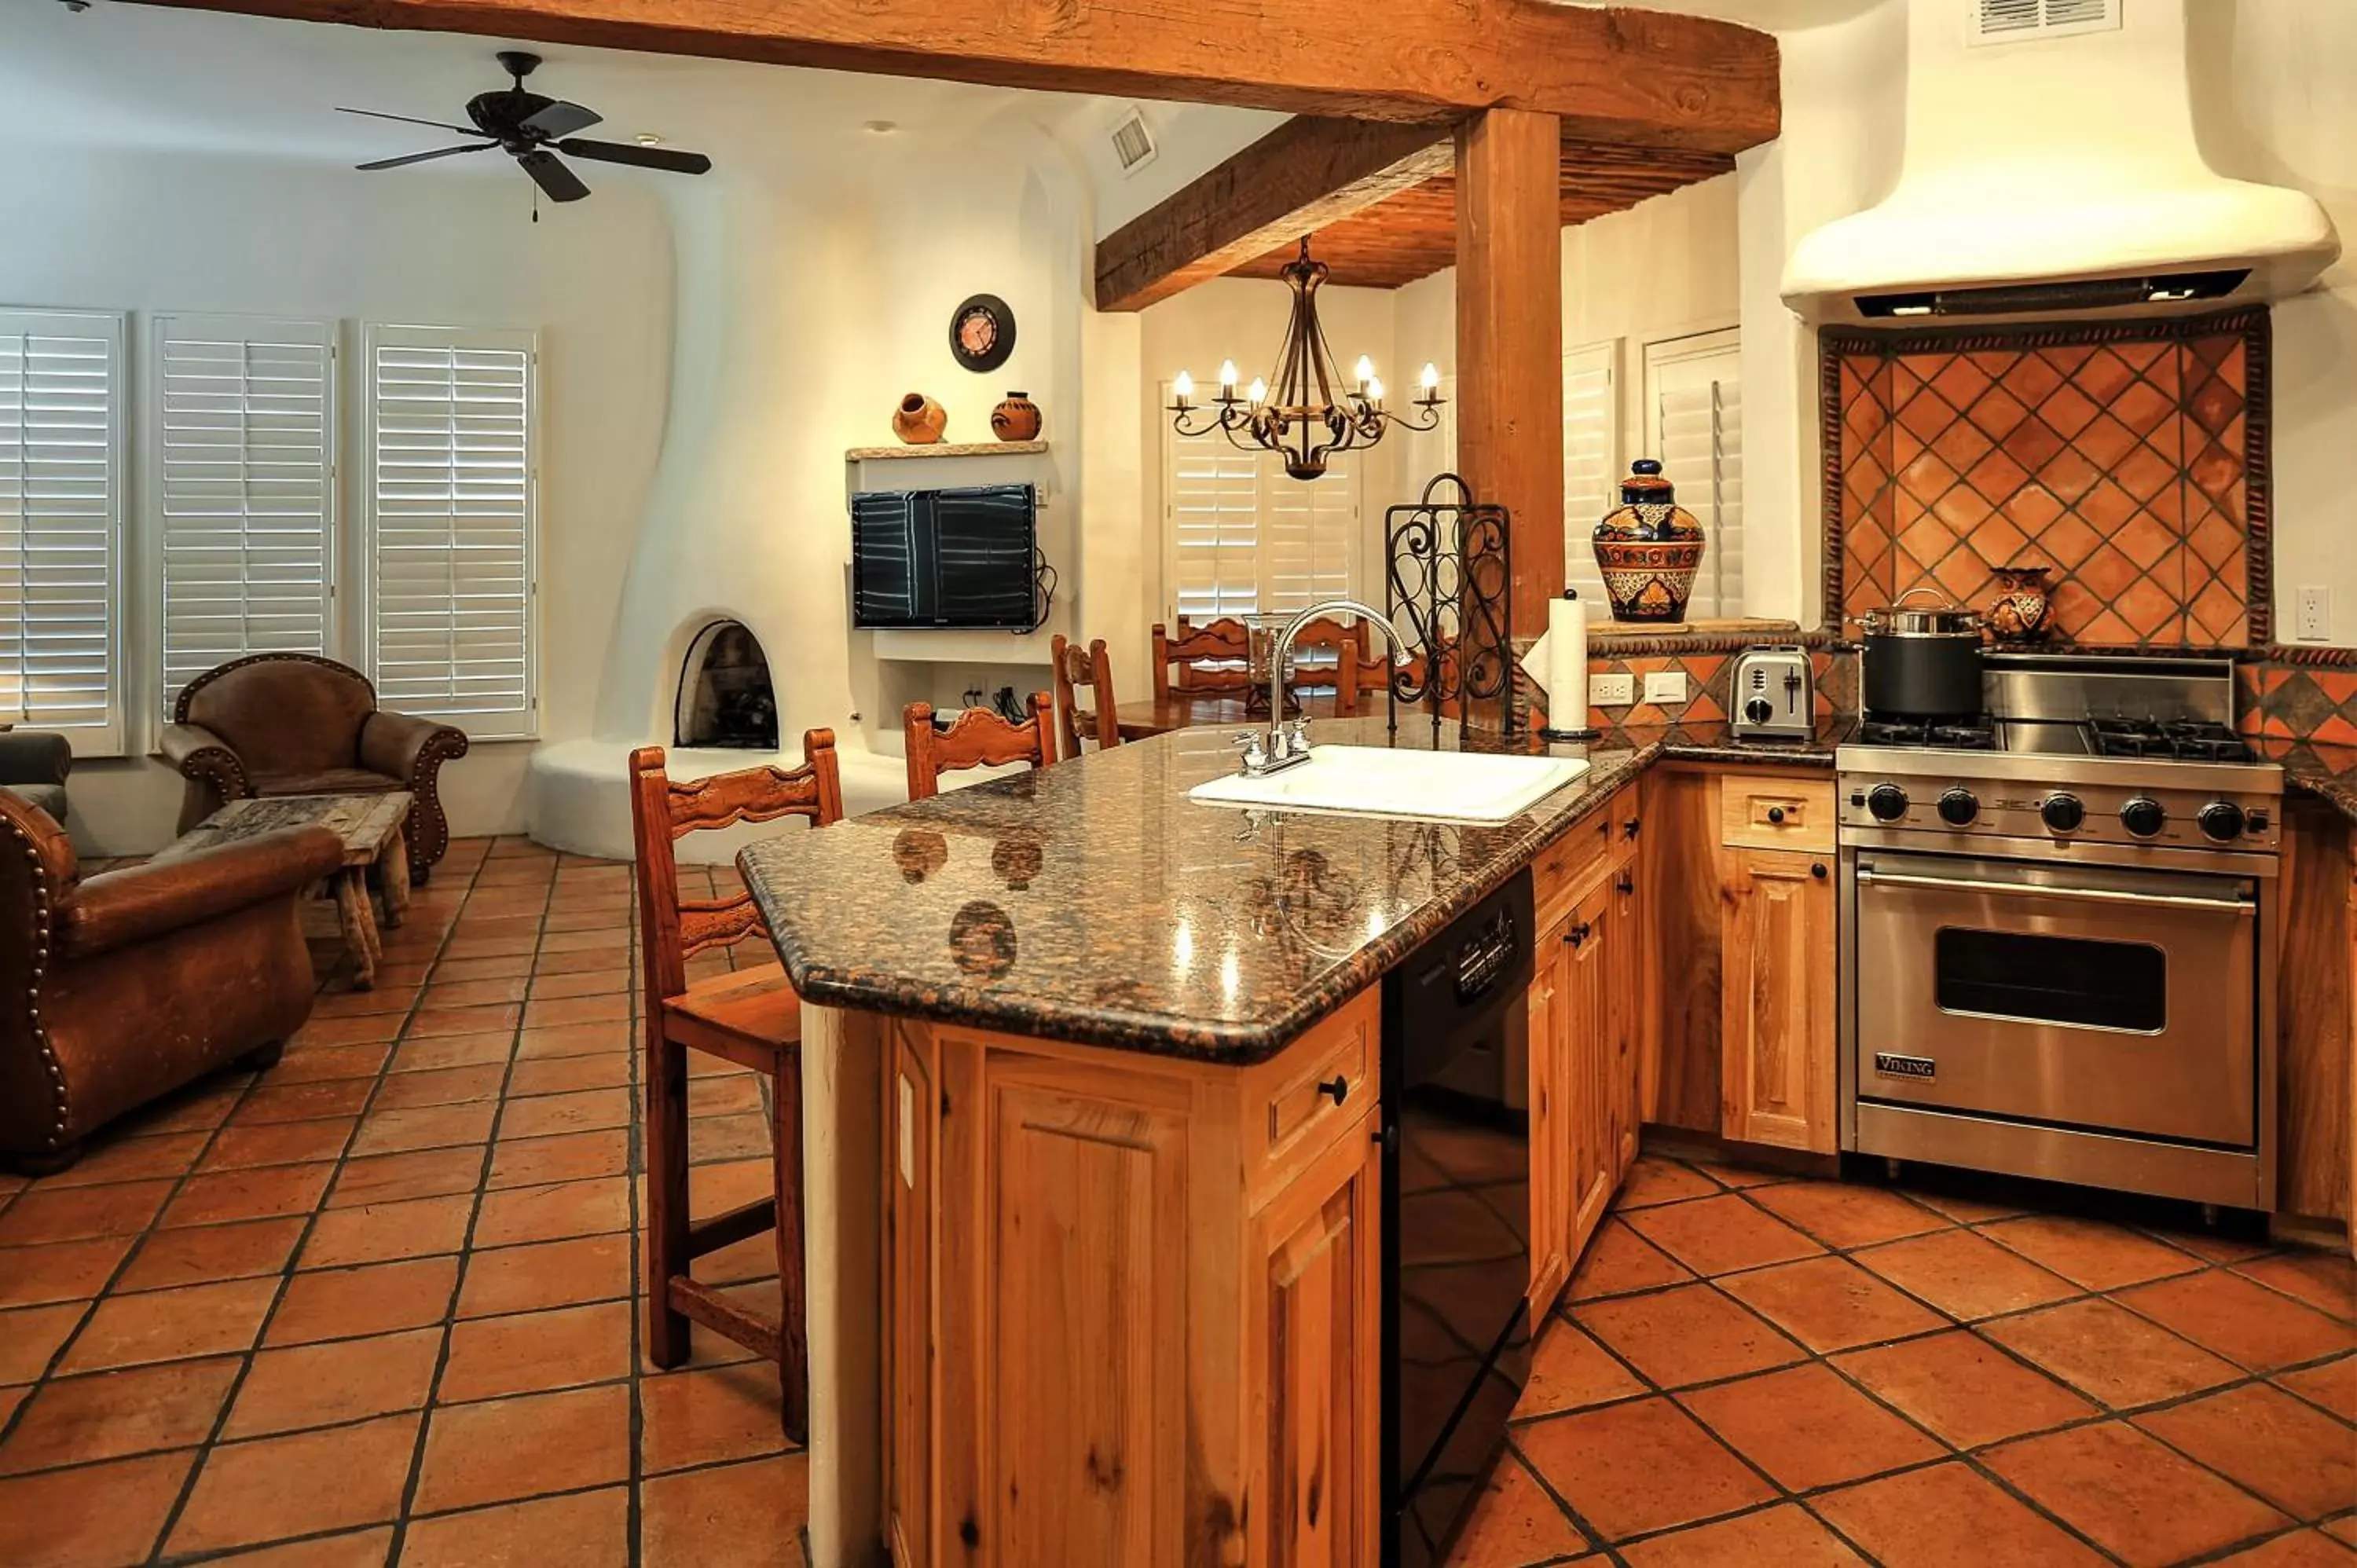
674,620,779,749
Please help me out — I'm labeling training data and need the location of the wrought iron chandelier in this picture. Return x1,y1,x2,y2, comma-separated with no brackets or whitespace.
1168,238,1444,482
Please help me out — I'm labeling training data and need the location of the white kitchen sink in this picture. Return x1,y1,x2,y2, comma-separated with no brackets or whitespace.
1188,745,1591,823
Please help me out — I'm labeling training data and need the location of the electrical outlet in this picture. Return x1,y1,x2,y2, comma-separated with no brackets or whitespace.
1589,672,1636,707
2297,585,2331,642
1643,670,1689,705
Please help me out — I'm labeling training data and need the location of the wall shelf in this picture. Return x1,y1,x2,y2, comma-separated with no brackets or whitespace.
845,440,1049,462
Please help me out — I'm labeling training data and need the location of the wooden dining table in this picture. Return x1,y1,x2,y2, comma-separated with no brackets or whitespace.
1113,690,1343,740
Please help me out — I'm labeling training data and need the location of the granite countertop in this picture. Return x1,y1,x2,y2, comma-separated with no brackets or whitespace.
2260,737,2357,822
739,714,1845,1064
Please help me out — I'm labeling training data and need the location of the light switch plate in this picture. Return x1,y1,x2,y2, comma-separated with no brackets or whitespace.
1589,672,1636,706
1643,669,1689,705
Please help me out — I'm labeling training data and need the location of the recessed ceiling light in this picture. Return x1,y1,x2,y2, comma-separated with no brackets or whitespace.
863,119,900,135
634,132,664,147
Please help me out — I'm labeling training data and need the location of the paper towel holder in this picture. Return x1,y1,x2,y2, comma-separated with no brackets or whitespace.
1538,588,1600,743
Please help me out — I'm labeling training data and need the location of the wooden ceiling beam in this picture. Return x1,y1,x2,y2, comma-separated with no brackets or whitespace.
1094,117,1455,313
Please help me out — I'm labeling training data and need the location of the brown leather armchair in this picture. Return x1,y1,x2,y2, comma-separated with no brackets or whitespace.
0,789,346,1174
160,654,470,884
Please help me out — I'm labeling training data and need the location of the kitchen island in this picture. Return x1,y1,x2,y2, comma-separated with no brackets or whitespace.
739,715,1845,1567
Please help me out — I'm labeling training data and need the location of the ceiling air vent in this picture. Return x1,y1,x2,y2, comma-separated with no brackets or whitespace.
1108,108,1158,178
1969,0,2120,46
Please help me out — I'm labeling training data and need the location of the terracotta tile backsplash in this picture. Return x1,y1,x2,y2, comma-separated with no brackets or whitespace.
1827,310,2268,649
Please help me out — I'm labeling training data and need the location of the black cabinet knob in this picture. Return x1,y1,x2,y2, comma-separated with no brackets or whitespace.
1622,818,1641,840
1318,1075,1349,1105
1766,805,1786,824
1811,863,1828,880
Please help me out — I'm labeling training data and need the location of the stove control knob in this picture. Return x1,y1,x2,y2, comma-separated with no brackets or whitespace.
2120,797,2166,838
1936,788,1978,826
2041,793,2086,833
1744,696,1774,726
2198,800,2246,842
1866,785,1909,822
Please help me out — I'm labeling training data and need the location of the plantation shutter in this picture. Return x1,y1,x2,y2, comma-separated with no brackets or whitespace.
1260,448,1358,617
1644,328,1744,619
365,325,537,739
0,310,124,753
1563,341,1618,613
1167,410,1263,621
153,314,335,715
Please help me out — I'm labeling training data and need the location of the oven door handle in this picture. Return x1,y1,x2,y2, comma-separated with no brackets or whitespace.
1855,867,2256,916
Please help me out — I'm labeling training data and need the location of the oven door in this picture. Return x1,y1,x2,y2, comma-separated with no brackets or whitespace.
1852,850,2257,1147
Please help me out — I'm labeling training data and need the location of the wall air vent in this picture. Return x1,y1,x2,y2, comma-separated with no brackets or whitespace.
1969,0,2120,46
1856,269,2249,319
1108,108,1158,177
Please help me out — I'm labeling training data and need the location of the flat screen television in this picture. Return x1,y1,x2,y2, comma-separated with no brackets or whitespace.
850,483,1039,631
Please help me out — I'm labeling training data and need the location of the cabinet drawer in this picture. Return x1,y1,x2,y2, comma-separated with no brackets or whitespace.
1718,773,1836,853
1245,987,1379,1209
1534,784,1640,928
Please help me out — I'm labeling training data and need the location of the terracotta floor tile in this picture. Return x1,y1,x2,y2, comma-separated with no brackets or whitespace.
2117,1269,2357,1372
1444,1451,1589,1568
266,1257,460,1346
127,1079,248,1135
507,1053,634,1098
0,1449,196,1568
1852,1229,2079,1321
1565,1218,1693,1302
2144,1225,2276,1266
408,1005,522,1039
1610,1157,1724,1211
1813,1461,2109,1568
0,1236,133,1308
159,1162,336,1228
1985,1420,2291,1566
1981,1297,2242,1409
201,1117,359,1172
349,1104,498,1157
456,1234,632,1320
1622,1193,1825,1277
203,1526,398,1565
270,1043,396,1085
300,1194,477,1269
1573,1282,1806,1390
169,1412,423,1556
1688,1160,1788,1189
0,1178,174,1246
422,976,531,1010
398,1486,631,1568
59,1275,279,1372
487,1129,632,1190
690,1233,780,1288
2134,1382,2357,1519
640,1452,809,1568
328,1148,488,1209
686,1113,774,1166
0,1301,89,1383
688,1075,765,1117
1618,1503,1868,1566
1718,1255,1947,1354
372,1066,508,1112
1746,1181,1951,1251
528,969,631,1002
1515,1395,1775,1543
225,1327,445,1438
431,954,536,984
1901,1187,2030,1225
471,1178,630,1248
412,1383,632,1513
1981,1214,2205,1291
0,1356,240,1475
235,1078,377,1126
389,1033,516,1073
2323,1520,2357,1552
639,1359,790,1474
1678,1362,1945,1493
438,1300,632,1403
27,1131,207,1188
1514,1321,1646,1420
1831,1328,2098,1449
522,995,632,1031
2234,1251,2357,1325
2210,1533,2357,1566
496,1087,632,1141
2275,1355,2356,1423
313,981,422,1016
515,1021,630,1057
291,1013,407,1048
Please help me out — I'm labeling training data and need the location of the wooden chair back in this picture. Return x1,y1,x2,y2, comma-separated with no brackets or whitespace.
1151,617,1249,698
904,696,1052,801
629,730,845,1004
1277,615,1372,716
1049,635,1121,760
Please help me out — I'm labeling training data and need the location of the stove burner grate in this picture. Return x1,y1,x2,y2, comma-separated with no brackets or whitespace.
2088,718,2255,764
1859,716,1997,751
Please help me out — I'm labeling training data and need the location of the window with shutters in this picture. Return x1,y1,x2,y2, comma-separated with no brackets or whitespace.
1562,341,1620,612
1163,393,1361,625
364,325,537,739
1640,328,1743,620
152,314,336,716
0,310,126,753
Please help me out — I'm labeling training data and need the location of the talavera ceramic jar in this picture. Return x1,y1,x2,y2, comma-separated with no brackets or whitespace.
891,393,948,445
1591,459,1706,623
1986,563,2055,643
990,391,1043,442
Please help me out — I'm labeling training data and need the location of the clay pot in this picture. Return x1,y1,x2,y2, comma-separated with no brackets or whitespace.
990,391,1043,442
1986,563,2055,644
1591,460,1706,624
891,393,948,445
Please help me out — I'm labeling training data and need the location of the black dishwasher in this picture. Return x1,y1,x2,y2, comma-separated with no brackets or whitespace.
1381,867,1534,1568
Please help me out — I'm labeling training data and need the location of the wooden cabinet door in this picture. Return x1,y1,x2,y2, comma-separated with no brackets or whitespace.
1248,1108,1383,1568
884,1024,937,1568
1609,863,1644,1181
1563,879,1616,1261
1527,913,1573,1314
1719,846,1838,1153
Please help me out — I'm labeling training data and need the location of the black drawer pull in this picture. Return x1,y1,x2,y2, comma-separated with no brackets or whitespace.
1767,805,1786,824
1812,863,1828,880
1318,1075,1350,1105
1567,921,1592,948
1622,818,1641,840
1616,872,1635,896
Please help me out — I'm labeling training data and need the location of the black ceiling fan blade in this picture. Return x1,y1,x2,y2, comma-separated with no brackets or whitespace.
335,106,484,136
521,99,602,139
357,142,498,172
516,149,591,203
556,137,713,176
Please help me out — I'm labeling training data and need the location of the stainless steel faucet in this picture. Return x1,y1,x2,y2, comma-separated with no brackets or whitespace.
1233,599,1410,777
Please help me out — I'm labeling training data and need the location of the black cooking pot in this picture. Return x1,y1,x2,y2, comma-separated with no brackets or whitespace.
1857,589,1985,718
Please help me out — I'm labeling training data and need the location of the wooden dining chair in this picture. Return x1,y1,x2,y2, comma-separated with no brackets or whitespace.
1152,617,1251,698
1049,635,1121,760
904,696,1053,800
629,730,845,1444
1280,614,1370,716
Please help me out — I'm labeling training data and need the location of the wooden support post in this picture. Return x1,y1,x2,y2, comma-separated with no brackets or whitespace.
1454,108,1566,639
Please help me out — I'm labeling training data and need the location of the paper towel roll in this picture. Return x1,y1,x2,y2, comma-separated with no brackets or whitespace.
1543,592,1592,736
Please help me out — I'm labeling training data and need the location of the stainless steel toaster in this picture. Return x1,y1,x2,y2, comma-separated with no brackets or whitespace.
1732,646,1813,740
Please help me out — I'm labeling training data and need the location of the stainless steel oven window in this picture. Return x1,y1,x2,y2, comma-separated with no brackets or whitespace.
1931,927,2168,1033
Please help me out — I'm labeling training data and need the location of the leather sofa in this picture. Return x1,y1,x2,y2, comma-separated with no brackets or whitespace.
0,789,346,1174
0,731,70,823
160,654,470,884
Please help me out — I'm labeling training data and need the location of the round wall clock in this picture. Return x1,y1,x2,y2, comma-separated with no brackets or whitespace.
949,294,1016,373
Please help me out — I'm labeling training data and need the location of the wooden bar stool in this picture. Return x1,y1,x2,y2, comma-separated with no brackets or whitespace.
903,697,1053,800
1048,635,1121,760
1151,617,1251,698
629,730,845,1443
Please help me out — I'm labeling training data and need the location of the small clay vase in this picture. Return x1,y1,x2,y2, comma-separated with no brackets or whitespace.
891,392,948,445
1591,460,1706,624
1987,563,2055,643
990,391,1043,442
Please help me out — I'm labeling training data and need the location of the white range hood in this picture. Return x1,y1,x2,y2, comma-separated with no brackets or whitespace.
1783,0,2340,325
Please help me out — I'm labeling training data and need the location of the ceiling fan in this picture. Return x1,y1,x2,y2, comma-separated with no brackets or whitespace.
339,49,713,205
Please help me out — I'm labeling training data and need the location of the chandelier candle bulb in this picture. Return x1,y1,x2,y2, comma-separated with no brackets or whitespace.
1172,369,1194,408
1354,354,1375,390
1218,359,1239,396
1420,361,1441,394
1367,376,1384,406
1248,376,1268,406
